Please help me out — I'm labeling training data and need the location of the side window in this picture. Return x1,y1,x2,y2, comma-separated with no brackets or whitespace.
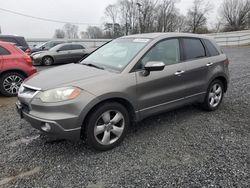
140,39,180,67
59,45,72,51
203,39,220,56
182,38,206,61
52,42,62,48
0,38,19,46
0,46,11,55
72,44,84,50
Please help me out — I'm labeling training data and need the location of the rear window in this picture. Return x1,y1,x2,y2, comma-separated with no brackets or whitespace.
0,46,11,55
182,38,206,61
203,39,220,56
72,44,84,50
59,45,72,51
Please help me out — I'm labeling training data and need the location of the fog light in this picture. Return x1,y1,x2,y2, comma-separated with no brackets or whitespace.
41,123,51,132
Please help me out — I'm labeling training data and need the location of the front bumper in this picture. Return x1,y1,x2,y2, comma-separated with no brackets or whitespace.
31,57,43,66
16,101,81,141
16,86,98,141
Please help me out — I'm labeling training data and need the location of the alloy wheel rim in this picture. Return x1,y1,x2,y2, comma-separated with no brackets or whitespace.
209,83,222,108
44,57,52,65
94,110,125,146
3,75,23,95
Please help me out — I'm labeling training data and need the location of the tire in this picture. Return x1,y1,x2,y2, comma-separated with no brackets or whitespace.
0,72,25,97
202,79,224,111
84,102,130,151
42,56,53,66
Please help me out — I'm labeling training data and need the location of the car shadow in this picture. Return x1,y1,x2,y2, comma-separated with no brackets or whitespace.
30,103,207,156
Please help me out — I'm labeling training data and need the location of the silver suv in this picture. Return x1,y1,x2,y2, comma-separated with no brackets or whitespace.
16,33,229,151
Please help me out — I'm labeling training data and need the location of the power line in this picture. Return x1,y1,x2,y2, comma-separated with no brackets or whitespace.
0,7,100,26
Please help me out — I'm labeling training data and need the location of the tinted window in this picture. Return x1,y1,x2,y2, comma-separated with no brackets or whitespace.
0,38,19,45
203,39,220,56
182,38,206,60
72,44,84,50
140,39,180,67
0,46,11,55
59,45,72,51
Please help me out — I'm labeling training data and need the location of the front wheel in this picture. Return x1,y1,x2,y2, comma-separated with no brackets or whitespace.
0,72,25,96
42,56,53,66
202,79,224,111
84,102,130,151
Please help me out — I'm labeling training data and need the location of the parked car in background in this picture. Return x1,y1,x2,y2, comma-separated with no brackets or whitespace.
30,40,67,54
0,35,31,55
31,43,95,66
0,41,36,96
16,33,229,151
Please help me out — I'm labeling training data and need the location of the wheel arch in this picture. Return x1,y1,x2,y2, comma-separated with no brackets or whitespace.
208,72,228,93
80,97,137,138
42,55,54,64
0,69,28,79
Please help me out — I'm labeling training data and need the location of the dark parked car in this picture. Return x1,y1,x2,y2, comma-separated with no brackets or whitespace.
0,41,36,96
31,43,95,66
17,33,229,151
0,35,31,55
30,40,67,54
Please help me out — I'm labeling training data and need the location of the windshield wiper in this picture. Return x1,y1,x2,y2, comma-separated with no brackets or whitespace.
82,63,104,70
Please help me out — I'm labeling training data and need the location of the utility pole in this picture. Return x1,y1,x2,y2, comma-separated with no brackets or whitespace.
136,2,142,34
0,26,2,34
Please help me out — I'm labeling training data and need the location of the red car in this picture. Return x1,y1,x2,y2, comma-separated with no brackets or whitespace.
0,41,37,96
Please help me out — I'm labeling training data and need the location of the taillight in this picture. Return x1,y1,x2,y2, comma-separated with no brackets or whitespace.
24,56,33,66
225,58,229,65
25,49,31,55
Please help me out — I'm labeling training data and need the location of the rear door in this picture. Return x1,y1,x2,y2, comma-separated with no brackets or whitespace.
135,38,187,117
55,44,73,63
0,45,11,71
181,37,210,97
70,44,85,62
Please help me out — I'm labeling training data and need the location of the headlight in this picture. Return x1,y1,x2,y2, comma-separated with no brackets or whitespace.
37,87,81,103
33,54,40,59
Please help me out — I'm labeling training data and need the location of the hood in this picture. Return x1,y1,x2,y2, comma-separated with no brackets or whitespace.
31,50,48,56
24,63,111,90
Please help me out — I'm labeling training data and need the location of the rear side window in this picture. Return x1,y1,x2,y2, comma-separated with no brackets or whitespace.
72,44,84,50
59,45,72,51
0,37,19,45
0,46,11,55
203,39,220,56
182,38,206,61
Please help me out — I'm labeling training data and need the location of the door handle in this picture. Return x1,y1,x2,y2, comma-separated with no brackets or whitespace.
174,70,185,76
206,62,214,67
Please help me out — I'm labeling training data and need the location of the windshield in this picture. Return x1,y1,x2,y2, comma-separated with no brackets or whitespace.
81,38,151,71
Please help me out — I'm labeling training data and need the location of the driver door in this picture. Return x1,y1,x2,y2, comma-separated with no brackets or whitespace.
135,38,187,117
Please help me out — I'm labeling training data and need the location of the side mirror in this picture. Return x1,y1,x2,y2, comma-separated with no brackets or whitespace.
144,61,165,74
56,49,60,52
142,61,165,76
41,46,46,50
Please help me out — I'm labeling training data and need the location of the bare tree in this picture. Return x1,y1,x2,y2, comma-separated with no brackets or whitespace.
186,0,212,33
63,23,79,39
53,29,65,38
156,0,176,32
221,0,250,31
105,4,119,36
86,26,103,39
137,0,158,33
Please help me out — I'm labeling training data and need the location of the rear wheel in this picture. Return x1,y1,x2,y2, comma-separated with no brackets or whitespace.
0,72,25,96
42,56,53,66
84,102,129,151
202,79,224,111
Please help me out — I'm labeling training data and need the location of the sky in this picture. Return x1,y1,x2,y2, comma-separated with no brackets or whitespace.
0,0,223,38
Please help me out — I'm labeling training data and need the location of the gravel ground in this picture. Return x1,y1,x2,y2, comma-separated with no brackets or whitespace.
0,47,249,188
